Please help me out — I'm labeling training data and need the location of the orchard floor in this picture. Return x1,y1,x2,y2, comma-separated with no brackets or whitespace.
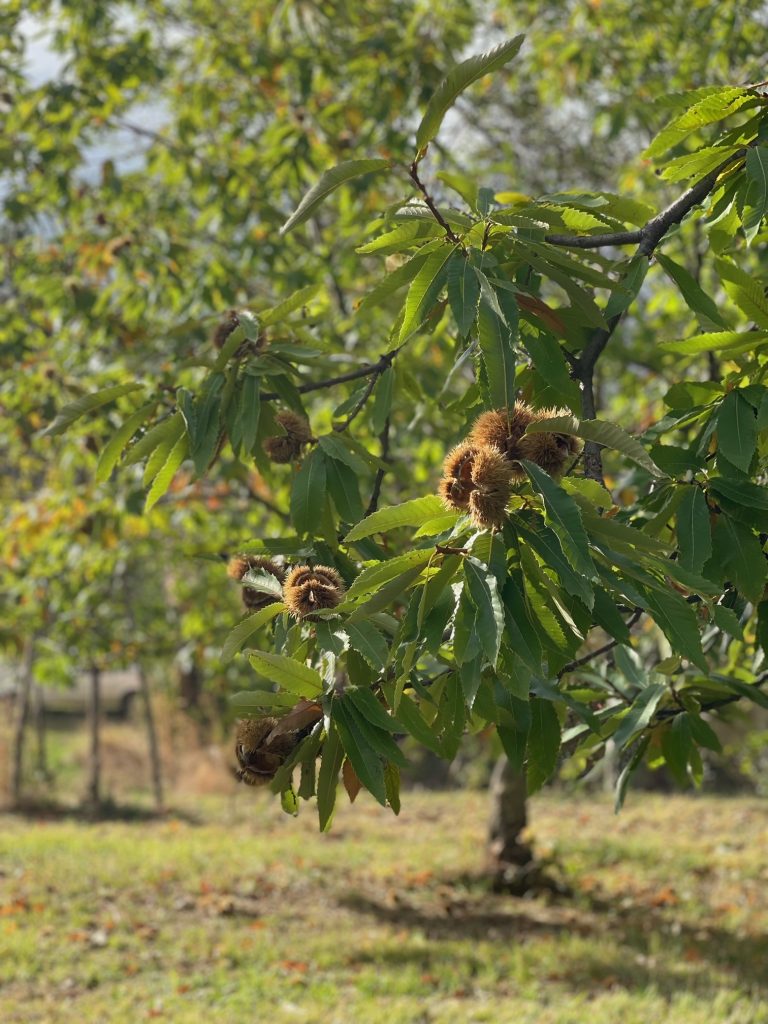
1,791,767,1024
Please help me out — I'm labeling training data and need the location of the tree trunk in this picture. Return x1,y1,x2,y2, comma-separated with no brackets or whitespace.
31,683,49,782
487,755,570,895
85,665,102,813
9,637,36,809
136,662,164,812
487,754,534,889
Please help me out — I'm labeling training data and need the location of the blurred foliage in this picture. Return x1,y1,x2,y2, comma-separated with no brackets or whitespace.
1,0,768,820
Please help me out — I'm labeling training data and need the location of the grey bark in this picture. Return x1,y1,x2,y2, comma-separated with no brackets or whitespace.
9,636,36,808
487,755,533,885
136,661,164,811
85,664,102,812
31,684,48,781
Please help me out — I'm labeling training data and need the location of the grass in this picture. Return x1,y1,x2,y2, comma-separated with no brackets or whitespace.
1,789,768,1024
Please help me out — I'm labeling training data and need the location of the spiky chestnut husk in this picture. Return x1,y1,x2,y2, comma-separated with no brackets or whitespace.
469,403,536,472
467,446,513,528
439,443,512,523
234,717,301,786
517,405,582,478
516,430,581,478
439,442,478,510
283,564,346,619
213,310,239,350
227,555,286,612
263,410,313,464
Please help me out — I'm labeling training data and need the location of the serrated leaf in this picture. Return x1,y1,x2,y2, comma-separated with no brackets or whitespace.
659,330,768,355
522,331,580,409
477,295,516,410
248,650,323,697
95,401,157,483
346,550,435,601
515,518,594,609
344,495,445,541
326,457,364,523
743,147,768,244
229,690,299,712
708,477,768,511
393,692,444,754
655,253,727,331
677,486,712,573
447,255,481,336
339,697,407,766
712,604,743,639
716,257,768,328
615,735,651,811
561,477,613,509
717,391,757,472
710,675,768,710
317,724,344,831
464,557,504,668
644,87,753,159
179,375,225,476
604,256,648,320
642,587,707,673
526,696,561,794
659,145,742,184
399,244,455,340
290,449,327,536
145,431,189,511
281,159,390,235
357,246,435,313
356,221,441,255
345,622,389,671
332,699,387,805
221,604,286,663
526,415,665,477
612,684,667,748
43,382,144,436
522,462,595,579
239,374,261,455
371,368,394,434
708,516,766,603
415,35,524,150
260,284,321,325
125,411,184,470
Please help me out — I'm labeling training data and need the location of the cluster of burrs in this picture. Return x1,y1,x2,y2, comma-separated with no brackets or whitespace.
227,555,345,619
438,402,581,529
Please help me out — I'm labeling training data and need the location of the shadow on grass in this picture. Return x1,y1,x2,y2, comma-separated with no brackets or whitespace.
4,797,201,824
341,878,768,997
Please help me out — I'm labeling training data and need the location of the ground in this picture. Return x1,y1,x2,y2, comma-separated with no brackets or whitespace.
1,789,767,1024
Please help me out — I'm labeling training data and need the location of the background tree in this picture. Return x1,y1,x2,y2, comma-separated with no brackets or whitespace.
2,3,767,861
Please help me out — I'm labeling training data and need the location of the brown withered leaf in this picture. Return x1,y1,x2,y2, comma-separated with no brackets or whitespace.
516,293,566,336
342,758,362,803
265,700,323,742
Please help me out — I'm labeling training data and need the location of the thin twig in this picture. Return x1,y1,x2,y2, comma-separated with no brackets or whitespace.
558,607,643,678
260,347,401,401
366,416,391,516
408,159,462,245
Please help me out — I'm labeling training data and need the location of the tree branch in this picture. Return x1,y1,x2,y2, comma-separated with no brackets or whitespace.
545,229,642,249
546,150,746,251
260,347,401,401
570,150,746,482
653,670,768,723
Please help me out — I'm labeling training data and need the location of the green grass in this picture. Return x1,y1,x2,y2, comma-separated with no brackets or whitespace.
1,790,767,1023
